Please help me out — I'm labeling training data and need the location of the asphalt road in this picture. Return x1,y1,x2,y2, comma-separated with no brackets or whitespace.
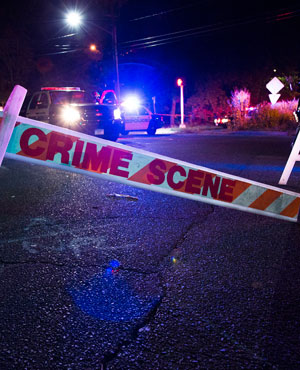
1,130,300,369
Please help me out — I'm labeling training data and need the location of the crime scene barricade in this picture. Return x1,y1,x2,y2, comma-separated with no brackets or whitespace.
1,85,300,223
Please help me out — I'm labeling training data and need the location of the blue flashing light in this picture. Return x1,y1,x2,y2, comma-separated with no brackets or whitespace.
121,96,141,112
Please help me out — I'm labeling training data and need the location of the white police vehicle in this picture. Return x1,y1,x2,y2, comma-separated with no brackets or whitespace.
121,99,163,136
23,87,124,141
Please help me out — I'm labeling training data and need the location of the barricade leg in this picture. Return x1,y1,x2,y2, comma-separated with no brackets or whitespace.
0,85,27,166
279,132,300,185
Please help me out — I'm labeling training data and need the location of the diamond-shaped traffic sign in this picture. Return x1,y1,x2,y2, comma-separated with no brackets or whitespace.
266,77,284,94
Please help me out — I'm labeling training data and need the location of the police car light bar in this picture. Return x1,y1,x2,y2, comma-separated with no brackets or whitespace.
41,87,81,92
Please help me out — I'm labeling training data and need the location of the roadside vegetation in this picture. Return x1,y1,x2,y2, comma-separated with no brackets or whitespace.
186,77,299,131
233,100,297,131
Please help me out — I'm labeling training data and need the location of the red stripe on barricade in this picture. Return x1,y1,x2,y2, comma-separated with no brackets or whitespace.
280,198,300,218
231,181,252,201
249,189,281,211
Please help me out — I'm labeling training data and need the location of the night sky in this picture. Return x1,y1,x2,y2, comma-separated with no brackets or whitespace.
120,0,300,101
0,0,299,101
119,0,300,76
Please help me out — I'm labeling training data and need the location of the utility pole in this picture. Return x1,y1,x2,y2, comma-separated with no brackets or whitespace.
112,19,120,102
109,2,120,104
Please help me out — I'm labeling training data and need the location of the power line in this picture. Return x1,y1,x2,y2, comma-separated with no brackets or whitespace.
123,7,300,47
129,0,209,22
38,48,81,56
46,33,77,41
121,21,225,46
121,7,300,51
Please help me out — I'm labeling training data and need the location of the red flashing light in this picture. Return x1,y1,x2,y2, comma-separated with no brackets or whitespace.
41,87,81,92
99,90,118,104
177,78,183,87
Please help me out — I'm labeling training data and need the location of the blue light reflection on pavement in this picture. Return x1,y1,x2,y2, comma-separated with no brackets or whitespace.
69,269,160,322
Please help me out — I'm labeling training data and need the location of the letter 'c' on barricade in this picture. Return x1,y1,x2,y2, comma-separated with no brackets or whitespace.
1,86,300,223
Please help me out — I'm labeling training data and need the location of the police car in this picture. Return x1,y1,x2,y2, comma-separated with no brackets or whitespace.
121,101,163,136
23,87,124,141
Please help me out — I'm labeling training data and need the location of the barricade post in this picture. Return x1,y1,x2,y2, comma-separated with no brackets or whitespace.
0,85,27,165
279,132,300,185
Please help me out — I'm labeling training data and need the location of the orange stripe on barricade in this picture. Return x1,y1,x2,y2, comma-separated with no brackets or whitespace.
249,189,281,210
232,181,252,201
280,197,300,218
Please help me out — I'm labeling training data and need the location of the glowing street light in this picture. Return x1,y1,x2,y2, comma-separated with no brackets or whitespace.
66,11,82,28
177,78,183,87
89,44,97,52
177,78,186,128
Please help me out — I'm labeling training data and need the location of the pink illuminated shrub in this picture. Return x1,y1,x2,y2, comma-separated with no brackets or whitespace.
244,99,298,131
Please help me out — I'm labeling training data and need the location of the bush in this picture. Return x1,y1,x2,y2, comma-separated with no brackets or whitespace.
235,100,298,131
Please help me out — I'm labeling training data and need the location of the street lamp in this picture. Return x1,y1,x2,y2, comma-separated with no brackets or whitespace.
177,78,186,128
89,43,97,52
65,11,82,29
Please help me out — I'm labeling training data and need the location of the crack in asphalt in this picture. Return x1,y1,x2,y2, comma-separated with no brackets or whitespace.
0,204,277,368
101,295,164,370
0,214,193,229
100,204,216,368
160,204,215,265
0,206,213,270
0,259,126,270
0,215,194,245
147,202,278,369
0,258,66,267
99,201,278,369
0,204,217,368
119,266,159,275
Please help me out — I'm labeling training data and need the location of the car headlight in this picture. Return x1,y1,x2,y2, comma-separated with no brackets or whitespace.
61,106,81,124
114,107,121,120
